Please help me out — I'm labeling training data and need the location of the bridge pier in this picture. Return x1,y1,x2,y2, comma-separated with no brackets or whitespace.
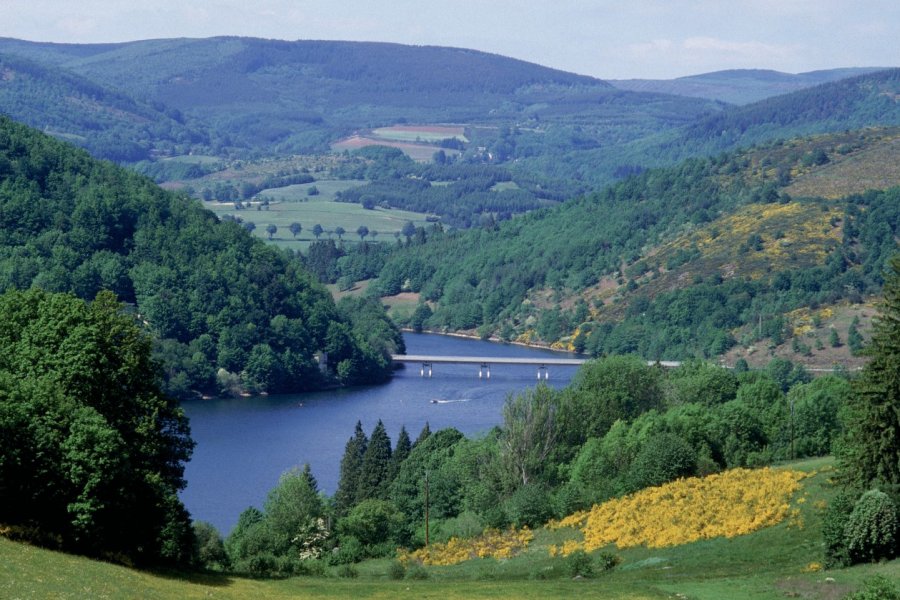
420,362,432,377
478,363,491,379
537,365,549,380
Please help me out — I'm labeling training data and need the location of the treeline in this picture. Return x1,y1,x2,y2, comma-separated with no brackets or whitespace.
0,53,206,162
215,354,853,576
0,116,401,397
332,146,553,228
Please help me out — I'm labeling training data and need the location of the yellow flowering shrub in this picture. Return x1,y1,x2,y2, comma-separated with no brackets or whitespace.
549,467,806,553
400,527,533,566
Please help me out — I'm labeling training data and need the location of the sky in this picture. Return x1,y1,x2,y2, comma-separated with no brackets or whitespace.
2,1,897,79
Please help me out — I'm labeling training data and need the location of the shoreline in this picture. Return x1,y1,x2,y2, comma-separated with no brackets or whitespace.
399,327,585,357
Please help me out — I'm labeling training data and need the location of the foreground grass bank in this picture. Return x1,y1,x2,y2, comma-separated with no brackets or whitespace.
3,459,898,599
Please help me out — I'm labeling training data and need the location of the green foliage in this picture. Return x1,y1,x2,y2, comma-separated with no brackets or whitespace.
564,550,595,578
0,116,399,396
625,433,698,493
500,385,560,489
334,422,368,517
844,575,900,600
193,521,228,570
557,356,663,460
337,499,406,553
840,255,900,489
0,289,194,564
845,489,899,564
387,560,406,580
504,484,553,529
823,492,855,568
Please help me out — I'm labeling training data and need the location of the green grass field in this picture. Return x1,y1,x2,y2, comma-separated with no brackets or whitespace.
371,125,468,144
201,180,431,250
3,458,898,599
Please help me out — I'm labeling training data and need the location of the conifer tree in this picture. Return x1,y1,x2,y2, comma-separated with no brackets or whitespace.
388,425,412,483
334,421,368,516
358,420,393,500
301,462,318,494
414,422,431,448
840,255,900,489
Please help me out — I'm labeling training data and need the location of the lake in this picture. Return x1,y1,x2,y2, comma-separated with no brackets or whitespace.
180,332,583,534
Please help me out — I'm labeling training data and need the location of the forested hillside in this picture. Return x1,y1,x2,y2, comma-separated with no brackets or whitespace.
0,36,720,162
336,128,899,363
0,116,401,397
609,67,886,105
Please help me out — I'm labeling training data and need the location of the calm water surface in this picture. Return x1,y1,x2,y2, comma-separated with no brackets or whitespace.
180,333,581,534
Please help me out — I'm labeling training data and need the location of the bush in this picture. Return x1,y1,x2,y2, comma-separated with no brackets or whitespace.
505,484,554,528
844,575,900,600
595,551,621,571
822,492,856,568
564,550,594,578
406,563,430,580
387,560,406,580
326,536,365,565
845,489,899,563
336,563,359,578
626,433,698,492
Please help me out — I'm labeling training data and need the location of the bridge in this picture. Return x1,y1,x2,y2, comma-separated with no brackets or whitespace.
391,354,681,379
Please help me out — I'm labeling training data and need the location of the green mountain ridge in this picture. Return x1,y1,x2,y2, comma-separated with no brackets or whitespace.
609,67,890,105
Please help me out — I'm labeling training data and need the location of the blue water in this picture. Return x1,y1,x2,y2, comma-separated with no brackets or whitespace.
180,333,581,534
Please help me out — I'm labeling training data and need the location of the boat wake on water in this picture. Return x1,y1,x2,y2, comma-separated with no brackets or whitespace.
430,398,472,404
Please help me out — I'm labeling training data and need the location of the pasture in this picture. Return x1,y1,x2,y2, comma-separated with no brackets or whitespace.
202,179,431,250
3,458,899,600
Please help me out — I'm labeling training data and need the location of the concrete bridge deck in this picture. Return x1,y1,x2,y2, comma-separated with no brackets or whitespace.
391,354,681,379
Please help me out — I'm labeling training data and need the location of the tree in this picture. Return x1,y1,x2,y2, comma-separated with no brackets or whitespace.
402,221,416,243
307,185,319,196
244,221,256,233
499,384,559,489
312,224,324,239
369,229,379,240
840,255,900,490
289,222,303,238
358,420,393,500
0,289,194,564
356,225,369,241
266,224,277,240
334,421,368,516
263,466,324,555
389,425,412,483
334,226,345,240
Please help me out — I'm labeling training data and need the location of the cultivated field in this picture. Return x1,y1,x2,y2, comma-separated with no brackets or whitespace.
332,124,467,162
203,180,431,250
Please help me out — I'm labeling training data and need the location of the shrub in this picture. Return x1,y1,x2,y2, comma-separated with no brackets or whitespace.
626,433,698,493
406,563,430,580
595,551,621,571
387,560,406,580
845,489,899,563
336,563,359,578
844,575,900,600
326,536,365,565
822,492,856,568
564,550,594,578
505,484,554,528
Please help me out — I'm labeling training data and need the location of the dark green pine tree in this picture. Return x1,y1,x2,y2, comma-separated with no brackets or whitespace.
301,463,318,494
388,425,412,484
840,254,900,490
334,421,368,516
414,422,431,448
358,420,393,500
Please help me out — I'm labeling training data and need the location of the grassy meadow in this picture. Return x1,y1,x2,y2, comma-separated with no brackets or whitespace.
4,458,898,599
202,180,431,250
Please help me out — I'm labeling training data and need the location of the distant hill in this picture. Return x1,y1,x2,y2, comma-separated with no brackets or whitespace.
609,67,890,105
0,52,205,161
0,36,720,160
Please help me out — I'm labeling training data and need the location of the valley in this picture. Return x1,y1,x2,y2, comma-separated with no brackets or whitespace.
0,23,898,600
